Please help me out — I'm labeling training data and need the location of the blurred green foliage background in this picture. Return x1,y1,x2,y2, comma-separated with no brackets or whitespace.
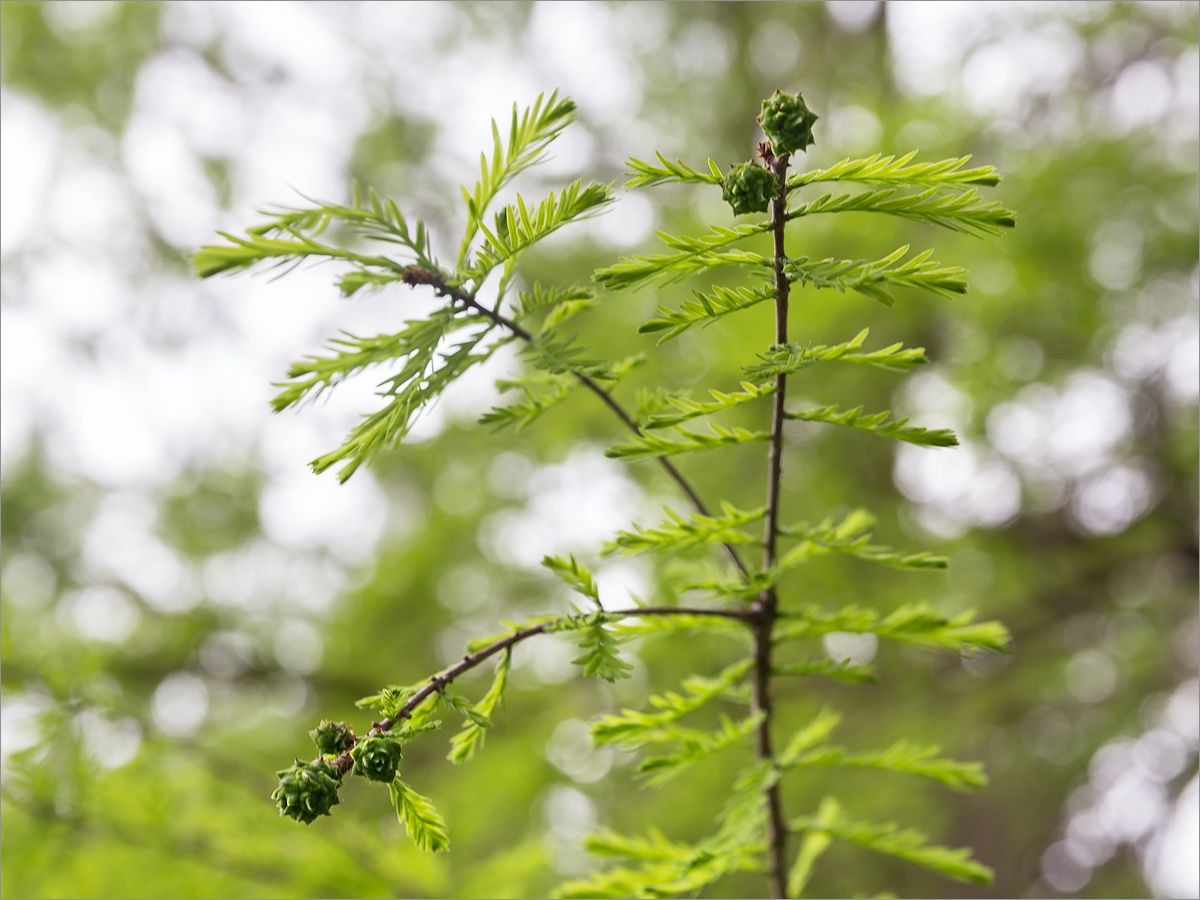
1,2,1196,898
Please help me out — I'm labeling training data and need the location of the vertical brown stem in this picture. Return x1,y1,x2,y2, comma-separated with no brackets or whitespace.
753,149,792,900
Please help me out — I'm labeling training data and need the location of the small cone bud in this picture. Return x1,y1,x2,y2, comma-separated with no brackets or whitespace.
721,161,774,216
272,759,342,824
350,735,404,783
757,90,819,155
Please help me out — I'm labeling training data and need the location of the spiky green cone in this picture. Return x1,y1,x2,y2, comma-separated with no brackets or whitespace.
310,719,356,756
272,758,342,824
758,90,819,155
721,161,774,216
350,735,404,783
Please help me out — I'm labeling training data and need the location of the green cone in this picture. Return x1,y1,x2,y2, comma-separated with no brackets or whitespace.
272,759,341,825
722,161,775,216
758,90,819,155
350,735,404,783
309,719,356,756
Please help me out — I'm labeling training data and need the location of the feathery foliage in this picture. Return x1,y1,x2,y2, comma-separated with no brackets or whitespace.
457,90,579,268
639,280,776,342
478,370,577,432
783,404,958,448
786,186,1016,237
389,780,450,853
593,221,773,289
742,328,928,381
789,151,1001,189
638,382,777,430
469,180,613,278
572,619,635,683
197,90,1013,898
542,554,601,605
634,712,766,786
605,504,765,556
590,659,753,749
783,245,967,305
776,602,1012,655
606,423,769,462
772,656,877,684
623,152,725,189
789,799,994,885
779,508,948,572
447,650,510,764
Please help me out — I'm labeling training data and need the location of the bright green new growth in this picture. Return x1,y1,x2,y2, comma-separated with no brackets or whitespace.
758,89,820,155
195,89,1014,897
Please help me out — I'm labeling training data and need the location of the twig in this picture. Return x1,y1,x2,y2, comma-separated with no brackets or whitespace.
328,604,756,777
400,266,751,577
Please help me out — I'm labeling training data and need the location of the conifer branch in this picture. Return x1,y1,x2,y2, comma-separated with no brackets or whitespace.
210,92,1014,894
328,604,757,778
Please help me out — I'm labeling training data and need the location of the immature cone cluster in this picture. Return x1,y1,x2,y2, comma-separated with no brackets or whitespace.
721,161,774,216
758,89,819,155
272,759,342,824
350,734,404,783
309,719,356,756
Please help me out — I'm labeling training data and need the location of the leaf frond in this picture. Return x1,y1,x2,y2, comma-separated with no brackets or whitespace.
779,508,948,572
784,404,958,448
591,659,753,748
742,329,928,381
639,281,776,342
635,712,766,785
479,371,577,433
772,656,877,684
787,797,840,897
785,740,987,792
572,620,634,682
594,222,772,290
605,423,769,462
306,317,501,481
447,649,511,764
783,245,967,306
779,707,843,766
457,91,578,267
640,382,776,430
789,803,993,885
624,152,724,189
605,503,766,556
787,187,1016,237
525,331,617,380
542,554,601,604
668,559,781,602
470,180,613,278
556,764,773,898
390,780,451,853
776,602,1012,656
790,152,1002,189
516,282,595,319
